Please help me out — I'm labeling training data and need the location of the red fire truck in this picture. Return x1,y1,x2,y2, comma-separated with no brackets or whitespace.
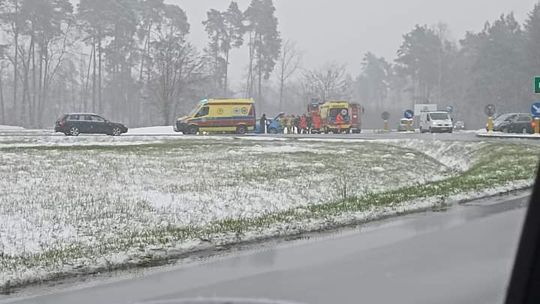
349,103,363,133
307,100,363,134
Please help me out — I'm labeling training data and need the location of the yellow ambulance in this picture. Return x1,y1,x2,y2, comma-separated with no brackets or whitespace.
174,99,256,134
319,101,352,133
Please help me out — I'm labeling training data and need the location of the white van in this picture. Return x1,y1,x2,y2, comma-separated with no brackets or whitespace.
419,111,453,133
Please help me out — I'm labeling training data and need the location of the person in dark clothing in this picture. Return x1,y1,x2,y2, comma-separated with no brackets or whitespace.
293,115,301,134
260,114,267,134
307,115,313,134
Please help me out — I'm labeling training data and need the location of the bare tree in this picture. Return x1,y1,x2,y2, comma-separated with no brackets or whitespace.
302,62,351,102
276,40,301,111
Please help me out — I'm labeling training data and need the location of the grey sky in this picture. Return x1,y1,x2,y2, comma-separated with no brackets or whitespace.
172,0,536,88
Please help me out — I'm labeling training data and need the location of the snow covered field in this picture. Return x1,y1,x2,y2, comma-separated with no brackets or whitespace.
0,136,538,290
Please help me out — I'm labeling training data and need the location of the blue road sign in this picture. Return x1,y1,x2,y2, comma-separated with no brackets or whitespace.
531,101,540,117
531,102,540,117
404,110,414,119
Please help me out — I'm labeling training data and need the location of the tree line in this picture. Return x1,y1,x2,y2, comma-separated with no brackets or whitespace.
0,0,538,129
353,6,540,128
0,0,282,128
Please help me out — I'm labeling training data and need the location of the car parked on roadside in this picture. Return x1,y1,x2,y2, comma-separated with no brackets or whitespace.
454,120,465,130
397,118,414,132
55,113,128,136
491,113,533,134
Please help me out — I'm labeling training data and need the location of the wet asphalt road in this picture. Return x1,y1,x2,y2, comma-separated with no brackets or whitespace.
2,128,540,143
1,193,529,304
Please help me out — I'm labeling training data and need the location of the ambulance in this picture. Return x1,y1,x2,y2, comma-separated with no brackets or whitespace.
174,99,256,134
319,101,352,133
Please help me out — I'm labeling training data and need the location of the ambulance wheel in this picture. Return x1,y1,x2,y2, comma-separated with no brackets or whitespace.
236,125,247,134
187,125,198,135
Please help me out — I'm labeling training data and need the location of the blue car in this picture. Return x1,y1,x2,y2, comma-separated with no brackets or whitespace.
256,113,285,134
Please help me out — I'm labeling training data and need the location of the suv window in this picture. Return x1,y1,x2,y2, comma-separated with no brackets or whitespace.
83,115,94,121
67,115,80,121
92,116,105,122
517,116,531,122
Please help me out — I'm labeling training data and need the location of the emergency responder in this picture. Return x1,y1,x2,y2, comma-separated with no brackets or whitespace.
300,114,308,134
293,115,300,134
281,115,288,134
287,115,294,134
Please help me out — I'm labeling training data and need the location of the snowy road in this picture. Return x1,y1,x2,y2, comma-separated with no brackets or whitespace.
0,192,528,304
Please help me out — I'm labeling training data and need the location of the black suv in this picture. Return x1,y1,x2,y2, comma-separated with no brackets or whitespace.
55,113,128,136
492,113,533,133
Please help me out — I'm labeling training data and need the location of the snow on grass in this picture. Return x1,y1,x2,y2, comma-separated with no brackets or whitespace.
477,131,540,139
0,137,537,291
127,126,177,135
0,125,25,131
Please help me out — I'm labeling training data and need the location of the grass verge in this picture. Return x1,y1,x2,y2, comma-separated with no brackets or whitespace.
0,142,538,293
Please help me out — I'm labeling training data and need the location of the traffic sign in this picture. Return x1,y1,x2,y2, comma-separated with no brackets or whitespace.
381,111,390,120
484,104,496,117
404,110,414,119
446,106,454,113
531,102,540,117
535,76,540,94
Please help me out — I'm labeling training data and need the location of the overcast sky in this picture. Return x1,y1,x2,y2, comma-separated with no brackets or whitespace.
170,0,536,88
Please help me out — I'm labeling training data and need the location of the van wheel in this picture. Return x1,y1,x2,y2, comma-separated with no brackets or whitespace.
236,125,247,135
187,125,198,135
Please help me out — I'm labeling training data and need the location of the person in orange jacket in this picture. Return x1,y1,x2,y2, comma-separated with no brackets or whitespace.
335,112,344,133
336,112,344,124
299,114,308,134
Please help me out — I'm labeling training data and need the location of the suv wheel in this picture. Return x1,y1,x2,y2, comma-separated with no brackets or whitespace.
236,125,247,135
111,127,122,136
69,127,80,136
